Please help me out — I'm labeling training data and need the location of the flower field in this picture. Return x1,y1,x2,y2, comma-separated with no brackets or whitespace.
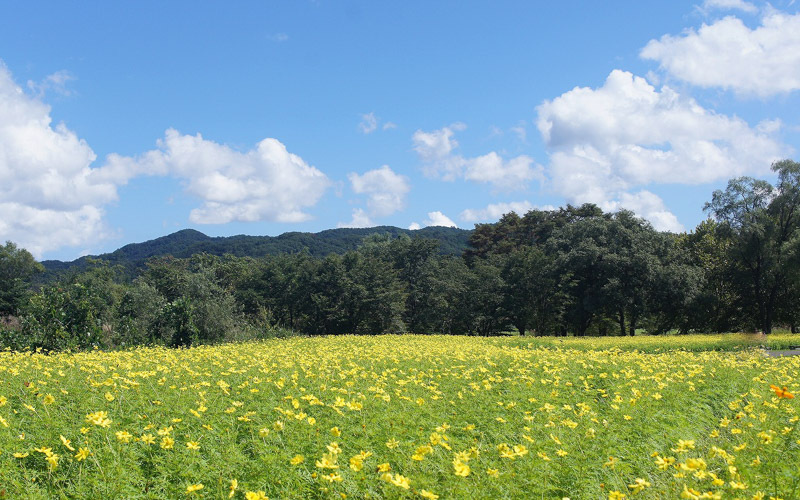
1,335,798,499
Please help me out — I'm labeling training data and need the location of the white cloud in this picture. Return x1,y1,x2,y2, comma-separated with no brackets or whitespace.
27,70,76,98
412,123,542,190
641,12,800,96
268,33,289,42
358,112,378,134
0,64,113,257
347,165,410,217
701,0,758,13
605,191,685,233
359,112,396,134
103,129,331,224
424,211,457,228
460,201,536,222
337,208,372,228
536,69,787,230
408,222,421,230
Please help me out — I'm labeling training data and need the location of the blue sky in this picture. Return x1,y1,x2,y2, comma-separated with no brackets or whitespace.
1,0,799,260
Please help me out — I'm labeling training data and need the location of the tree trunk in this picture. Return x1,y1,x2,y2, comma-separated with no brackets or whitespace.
618,309,625,337
629,314,636,337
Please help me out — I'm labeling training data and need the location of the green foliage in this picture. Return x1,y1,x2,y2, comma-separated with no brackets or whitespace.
0,241,43,316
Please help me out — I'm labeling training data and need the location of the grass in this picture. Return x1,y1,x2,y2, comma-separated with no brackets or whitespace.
0,334,798,498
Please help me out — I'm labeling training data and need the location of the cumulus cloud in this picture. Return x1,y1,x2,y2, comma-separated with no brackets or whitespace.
536,69,788,230
605,191,685,233
460,201,536,222
103,129,331,224
337,208,373,228
0,61,332,257
641,12,800,96
424,211,457,228
412,123,542,190
347,165,410,217
408,211,458,230
0,64,113,257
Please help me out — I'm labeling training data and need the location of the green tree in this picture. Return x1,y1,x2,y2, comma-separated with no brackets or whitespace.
0,241,44,316
705,160,800,333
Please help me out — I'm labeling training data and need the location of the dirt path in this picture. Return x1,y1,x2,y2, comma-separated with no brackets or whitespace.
765,350,800,357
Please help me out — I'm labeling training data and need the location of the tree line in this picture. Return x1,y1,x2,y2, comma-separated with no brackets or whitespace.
2,160,799,351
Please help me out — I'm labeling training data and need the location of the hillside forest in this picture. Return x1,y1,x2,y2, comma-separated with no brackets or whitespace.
2,160,800,351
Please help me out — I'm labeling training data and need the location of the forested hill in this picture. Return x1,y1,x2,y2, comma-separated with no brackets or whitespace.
40,226,472,277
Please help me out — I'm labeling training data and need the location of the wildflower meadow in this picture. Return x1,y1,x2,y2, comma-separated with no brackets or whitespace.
0,334,798,499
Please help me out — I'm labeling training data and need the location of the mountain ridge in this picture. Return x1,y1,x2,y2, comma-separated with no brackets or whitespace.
40,226,472,278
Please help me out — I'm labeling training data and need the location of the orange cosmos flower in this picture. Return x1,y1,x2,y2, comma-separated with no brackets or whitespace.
770,384,795,399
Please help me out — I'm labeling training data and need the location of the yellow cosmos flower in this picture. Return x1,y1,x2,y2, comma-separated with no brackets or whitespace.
628,478,651,494
244,491,268,500
228,479,238,498
386,438,399,449
186,441,200,450
115,430,133,443
420,490,439,499
186,484,203,494
140,434,156,445
60,435,75,451
453,459,470,477
74,448,90,461
290,454,305,465
160,436,175,449
330,426,341,437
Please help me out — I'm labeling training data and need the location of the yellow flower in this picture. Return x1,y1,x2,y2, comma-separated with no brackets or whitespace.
330,426,341,437
186,441,200,450
186,484,204,494
556,449,568,457
160,436,175,449
349,455,364,471
382,472,410,489
115,430,133,443
273,420,284,431
13,452,29,458
45,452,60,470
43,394,55,405
258,427,270,437
60,435,75,451
453,459,470,477
321,473,343,483
377,462,391,472
609,491,626,500
315,453,339,469
420,490,439,499
628,478,651,494
105,392,115,402
486,468,500,478
386,438,400,449
604,456,617,469
140,434,156,445
85,410,112,427
290,454,305,465
245,491,269,500
74,448,90,461
229,479,238,498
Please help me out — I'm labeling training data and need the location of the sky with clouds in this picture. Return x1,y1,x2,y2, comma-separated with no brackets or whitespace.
1,0,799,260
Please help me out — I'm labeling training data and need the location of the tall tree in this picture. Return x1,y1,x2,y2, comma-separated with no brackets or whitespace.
705,160,800,333
0,241,43,316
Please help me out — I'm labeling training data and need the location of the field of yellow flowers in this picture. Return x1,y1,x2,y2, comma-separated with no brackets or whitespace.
0,334,798,499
